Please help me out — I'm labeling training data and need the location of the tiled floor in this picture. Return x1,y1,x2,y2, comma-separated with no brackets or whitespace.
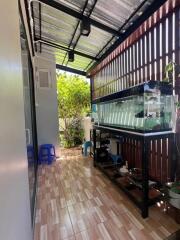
34,148,179,240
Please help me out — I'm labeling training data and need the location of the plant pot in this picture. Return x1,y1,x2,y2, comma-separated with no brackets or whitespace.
169,189,180,209
119,166,129,176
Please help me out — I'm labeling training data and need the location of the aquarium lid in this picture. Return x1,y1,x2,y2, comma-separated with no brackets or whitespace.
92,80,173,104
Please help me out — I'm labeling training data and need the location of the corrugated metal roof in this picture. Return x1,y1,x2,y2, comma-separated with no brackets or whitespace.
29,0,157,73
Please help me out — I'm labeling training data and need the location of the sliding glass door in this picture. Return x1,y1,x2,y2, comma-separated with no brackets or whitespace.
19,9,38,223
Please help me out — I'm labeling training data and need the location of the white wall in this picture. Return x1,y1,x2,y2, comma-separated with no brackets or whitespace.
34,54,59,151
109,139,118,155
0,0,32,239
81,117,92,141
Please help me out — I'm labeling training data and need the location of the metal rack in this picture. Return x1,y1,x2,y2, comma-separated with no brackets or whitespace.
92,126,175,218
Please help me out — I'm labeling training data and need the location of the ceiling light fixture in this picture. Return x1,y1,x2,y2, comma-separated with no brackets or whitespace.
80,17,91,36
137,11,143,16
68,50,74,62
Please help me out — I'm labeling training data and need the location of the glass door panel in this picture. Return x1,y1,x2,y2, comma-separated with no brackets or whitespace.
19,10,38,223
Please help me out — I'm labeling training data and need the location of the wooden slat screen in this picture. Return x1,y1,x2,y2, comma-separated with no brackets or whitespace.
91,0,180,100
121,137,173,183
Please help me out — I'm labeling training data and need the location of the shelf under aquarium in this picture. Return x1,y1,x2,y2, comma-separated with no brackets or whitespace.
95,161,161,207
92,127,175,218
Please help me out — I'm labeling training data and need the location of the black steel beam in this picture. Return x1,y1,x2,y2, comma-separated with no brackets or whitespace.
56,64,87,76
62,0,89,65
29,0,37,53
39,2,42,53
65,0,98,66
88,0,98,16
23,0,35,56
37,0,120,36
87,0,168,72
35,38,99,61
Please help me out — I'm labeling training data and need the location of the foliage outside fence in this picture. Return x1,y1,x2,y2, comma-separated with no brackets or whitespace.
57,72,90,148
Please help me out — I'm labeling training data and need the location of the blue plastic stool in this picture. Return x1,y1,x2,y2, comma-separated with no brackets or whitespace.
110,154,122,164
27,145,34,165
39,144,56,165
82,141,92,156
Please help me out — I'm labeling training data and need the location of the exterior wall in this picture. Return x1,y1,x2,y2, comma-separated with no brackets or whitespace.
0,0,32,239
109,139,118,155
34,54,59,150
59,117,92,142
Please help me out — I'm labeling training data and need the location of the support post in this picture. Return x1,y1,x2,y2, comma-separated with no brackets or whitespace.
141,137,149,218
117,141,120,155
171,133,177,181
93,129,96,167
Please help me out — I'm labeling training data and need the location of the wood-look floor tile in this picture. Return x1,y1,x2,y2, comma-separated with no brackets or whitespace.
150,230,163,240
63,237,76,240
75,227,102,240
34,147,180,240
34,223,40,240
84,189,93,200
159,226,171,237
108,210,123,229
104,220,133,240
98,222,114,240
35,209,41,223
94,196,103,207
126,211,144,230
93,206,107,223
128,225,152,240
60,197,67,208
40,224,48,240
69,212,90,234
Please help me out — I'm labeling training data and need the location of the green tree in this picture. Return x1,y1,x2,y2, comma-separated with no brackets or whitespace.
57,72,90,147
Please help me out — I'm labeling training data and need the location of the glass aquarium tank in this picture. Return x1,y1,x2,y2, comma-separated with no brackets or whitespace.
91,81,175,133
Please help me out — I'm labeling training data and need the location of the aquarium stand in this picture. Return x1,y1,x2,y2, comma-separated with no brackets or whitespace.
92,125,174,218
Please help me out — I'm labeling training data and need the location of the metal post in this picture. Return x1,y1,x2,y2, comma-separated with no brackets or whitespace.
39,2,42,53
93,129,96,167
117,141,120,155
23,0,35,56
171,133,177,181
141,137,149,218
